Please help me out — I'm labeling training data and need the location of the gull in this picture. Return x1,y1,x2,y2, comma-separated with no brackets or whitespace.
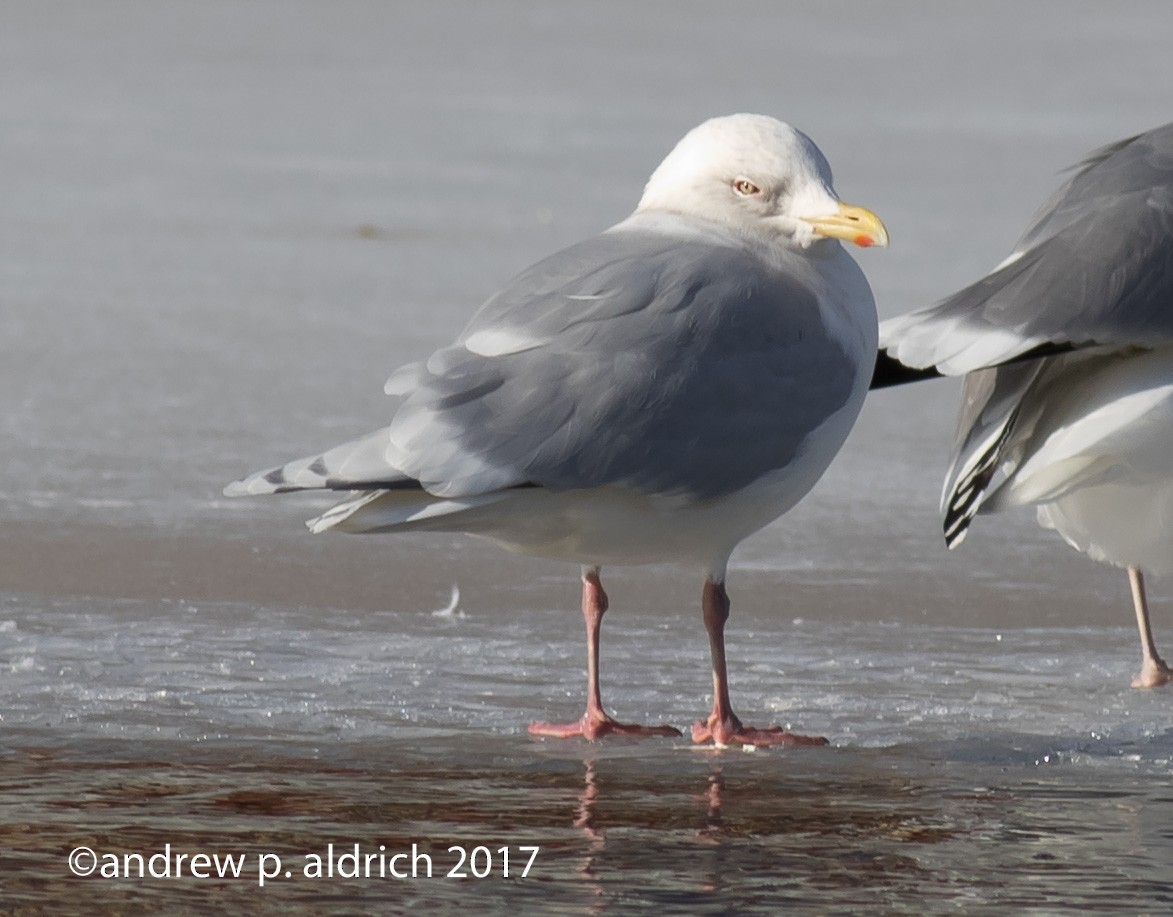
879,122,1173,688
226,114,888,744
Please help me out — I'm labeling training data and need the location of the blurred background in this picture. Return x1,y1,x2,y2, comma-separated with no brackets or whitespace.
4,0,1170,626
2,2,1171,911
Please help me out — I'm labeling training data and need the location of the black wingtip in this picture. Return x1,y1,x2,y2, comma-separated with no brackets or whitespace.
941,405,1022,548
870,341,1081,391
870,352,945,390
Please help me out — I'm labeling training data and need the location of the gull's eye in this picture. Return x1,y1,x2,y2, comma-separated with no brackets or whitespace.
733,178,761,196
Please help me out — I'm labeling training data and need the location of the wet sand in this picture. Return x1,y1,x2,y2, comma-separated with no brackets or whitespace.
4,737,1171,913
5,1,1173,912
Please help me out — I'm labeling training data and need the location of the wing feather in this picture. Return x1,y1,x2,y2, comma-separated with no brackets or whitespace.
881,123,1173,374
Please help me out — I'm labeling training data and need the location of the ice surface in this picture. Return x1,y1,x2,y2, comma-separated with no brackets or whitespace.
4,2,1173,912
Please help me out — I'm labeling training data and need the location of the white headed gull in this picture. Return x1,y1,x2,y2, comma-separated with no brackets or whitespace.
227,114,888,743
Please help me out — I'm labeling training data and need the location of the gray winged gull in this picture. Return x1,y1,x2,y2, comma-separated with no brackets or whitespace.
880,121,1173,688
226,113,889,744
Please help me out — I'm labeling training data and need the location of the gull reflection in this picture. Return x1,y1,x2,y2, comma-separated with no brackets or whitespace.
574,759,607,912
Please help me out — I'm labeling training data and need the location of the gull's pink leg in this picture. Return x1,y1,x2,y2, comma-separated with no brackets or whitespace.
529,567,680,740
1128,567,1172,688
691,579,828,748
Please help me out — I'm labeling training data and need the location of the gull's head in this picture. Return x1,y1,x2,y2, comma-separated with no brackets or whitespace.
637,113,888,251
